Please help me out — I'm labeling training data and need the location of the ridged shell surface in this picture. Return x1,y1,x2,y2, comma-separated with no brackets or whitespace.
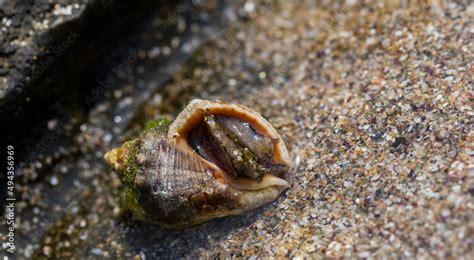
134,128,241,228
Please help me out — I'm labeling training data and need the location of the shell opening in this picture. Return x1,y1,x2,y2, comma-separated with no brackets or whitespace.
168,100,292,191
188,114,288,179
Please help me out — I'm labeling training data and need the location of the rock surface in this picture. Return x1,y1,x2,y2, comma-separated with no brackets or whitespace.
0,0,88,108
3,0,473,258
0,0,160,140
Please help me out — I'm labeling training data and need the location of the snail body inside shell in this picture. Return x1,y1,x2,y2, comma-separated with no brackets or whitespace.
104,99,292,228
188,114,288,180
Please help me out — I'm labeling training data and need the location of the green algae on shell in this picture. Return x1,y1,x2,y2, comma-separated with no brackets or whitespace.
104,99,292,228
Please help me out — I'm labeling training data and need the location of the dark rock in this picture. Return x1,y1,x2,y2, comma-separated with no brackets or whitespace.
0,0,160,118
1,0,162,154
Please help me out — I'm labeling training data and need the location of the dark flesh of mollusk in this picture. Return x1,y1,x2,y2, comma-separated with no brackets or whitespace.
188,114,289,180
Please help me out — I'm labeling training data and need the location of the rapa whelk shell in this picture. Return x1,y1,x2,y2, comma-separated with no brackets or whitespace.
104,99,292,228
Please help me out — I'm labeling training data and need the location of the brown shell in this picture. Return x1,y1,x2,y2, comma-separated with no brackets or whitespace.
133,128,242,228
106,99,292,228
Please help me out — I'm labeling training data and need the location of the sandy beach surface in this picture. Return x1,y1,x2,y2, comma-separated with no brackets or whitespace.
9,0,473,258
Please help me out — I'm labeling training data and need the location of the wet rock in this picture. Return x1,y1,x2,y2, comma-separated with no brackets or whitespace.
0,0,160,144
0,0,167,192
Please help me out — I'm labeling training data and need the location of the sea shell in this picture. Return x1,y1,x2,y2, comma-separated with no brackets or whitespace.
104,99,292,228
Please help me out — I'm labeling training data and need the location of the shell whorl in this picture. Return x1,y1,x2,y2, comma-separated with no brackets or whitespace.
134,128,238,227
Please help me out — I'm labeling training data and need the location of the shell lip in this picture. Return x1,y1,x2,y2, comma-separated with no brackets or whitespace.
169,99,292,164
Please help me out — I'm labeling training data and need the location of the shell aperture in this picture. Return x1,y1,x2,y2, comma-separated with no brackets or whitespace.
188,114,289,180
